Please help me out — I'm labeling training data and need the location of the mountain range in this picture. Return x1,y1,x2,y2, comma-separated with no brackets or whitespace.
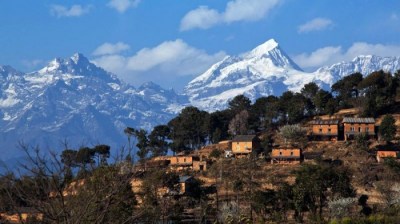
1,39,400,161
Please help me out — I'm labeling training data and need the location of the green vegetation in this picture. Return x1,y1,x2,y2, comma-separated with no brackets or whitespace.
380,114,397,142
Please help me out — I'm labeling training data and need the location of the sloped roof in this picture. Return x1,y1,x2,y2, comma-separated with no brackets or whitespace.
309,119,340,125
375,144,400,152
179,176,193,183
232,135,257,142
342,117,375,124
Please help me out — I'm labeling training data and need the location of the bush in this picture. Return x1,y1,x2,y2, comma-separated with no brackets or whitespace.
209,149,222,158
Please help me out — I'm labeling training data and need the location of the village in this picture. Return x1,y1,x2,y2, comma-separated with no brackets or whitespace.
2,106,400,224
119,107,400,223
2,70,400,223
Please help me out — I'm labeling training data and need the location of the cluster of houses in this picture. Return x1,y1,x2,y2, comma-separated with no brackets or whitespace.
138,116,398,171
2,114,399,223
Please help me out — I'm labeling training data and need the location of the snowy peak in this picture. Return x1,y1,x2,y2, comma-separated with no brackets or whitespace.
39,53,99,75
243,39,302,70
246,38,279,58
316,55,400,79
70,53,89,65
35,53,117,84
184,39,312,111
138,81,163,91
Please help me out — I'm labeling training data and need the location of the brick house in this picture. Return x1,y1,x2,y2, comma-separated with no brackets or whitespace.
343,117,375,141
271,147,301,164
376,145,400,162
231,135,261,157
309,119,340,141
153,155,207,171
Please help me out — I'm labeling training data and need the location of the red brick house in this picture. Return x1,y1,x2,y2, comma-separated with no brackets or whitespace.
343,117,375,141
271,147,301,164
309,119,340,141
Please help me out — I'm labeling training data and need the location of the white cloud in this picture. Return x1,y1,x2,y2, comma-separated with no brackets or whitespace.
50,4,91,18
180,6,221,31
92,42,130,56
293,42,400,69
180,0,280,31
298,18,333,33
92,39,226,85
293,46,342,68
223,0,279,23
107,0,140,13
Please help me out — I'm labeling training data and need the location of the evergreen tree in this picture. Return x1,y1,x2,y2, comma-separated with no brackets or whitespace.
148,125,170,157
380,114,397,143
228,95,251,116
168,106,209,152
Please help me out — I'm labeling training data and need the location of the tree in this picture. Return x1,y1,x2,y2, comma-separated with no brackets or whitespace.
228,110,249,136
359,71,397,116
148,125,170,157
279,91,307,124
278,124,307,147
313,89,334,115
168,106,209,152
93,144,110,166
138,169,180,223
228,95,251,116
380,114,397,143
208,110,231,143
249,97,271,131
331,72,363,109
76,147,95,173
263,96,280,127
301,82,320,100
0,144,140,224
124,127,136,163
134,129,150,161
292,164,354,222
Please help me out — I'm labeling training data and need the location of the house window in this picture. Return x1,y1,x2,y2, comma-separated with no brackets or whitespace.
290,151,294,156
328,128,331,133
279,151,282,156
184,158,187,163
319,128,322,133
359,127,362,132
366,127,369,133
350,127,355,132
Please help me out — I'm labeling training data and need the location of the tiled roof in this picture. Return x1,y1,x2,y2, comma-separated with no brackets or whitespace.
342,117,375,124
232,135,257,142
309,119,340,125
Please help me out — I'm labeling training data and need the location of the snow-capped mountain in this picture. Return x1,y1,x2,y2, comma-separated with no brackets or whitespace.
0,54,185,160
184,39,334,111
316,55,400,79
1,39,400,161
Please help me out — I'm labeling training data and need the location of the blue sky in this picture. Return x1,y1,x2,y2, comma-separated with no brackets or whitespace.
1,0,400,91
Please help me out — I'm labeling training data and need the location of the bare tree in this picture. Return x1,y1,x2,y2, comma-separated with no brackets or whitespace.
0,143,140,224
228,110,249,136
